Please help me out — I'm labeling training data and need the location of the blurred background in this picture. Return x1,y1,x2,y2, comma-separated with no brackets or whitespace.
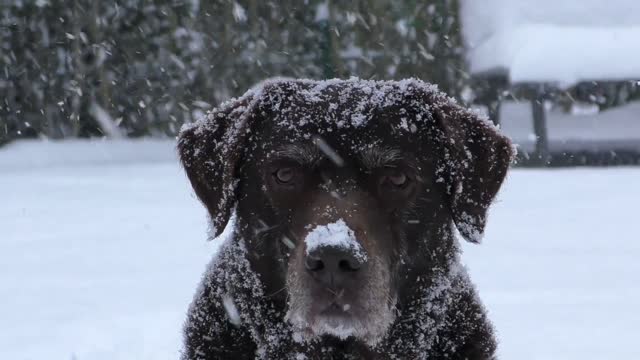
1,1,639,359
1,0,639,165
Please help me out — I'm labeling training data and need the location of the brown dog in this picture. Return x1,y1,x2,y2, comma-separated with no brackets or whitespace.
178,78,514,359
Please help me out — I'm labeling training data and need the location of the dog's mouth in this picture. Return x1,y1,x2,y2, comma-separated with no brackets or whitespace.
313,296,359,328
286,287,396,346
308,288,358,320
321,300,353,315
295,299,362,341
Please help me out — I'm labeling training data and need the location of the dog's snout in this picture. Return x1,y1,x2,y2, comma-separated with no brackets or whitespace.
305,247,363,287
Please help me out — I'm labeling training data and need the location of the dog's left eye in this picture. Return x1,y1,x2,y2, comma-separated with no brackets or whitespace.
379,169,410,189
388,172,407,186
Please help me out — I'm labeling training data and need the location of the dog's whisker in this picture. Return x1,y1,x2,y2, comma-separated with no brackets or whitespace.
325,287,338,296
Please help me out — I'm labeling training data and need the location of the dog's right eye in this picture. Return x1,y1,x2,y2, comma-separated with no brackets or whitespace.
274,167,296,184
266,161,305,192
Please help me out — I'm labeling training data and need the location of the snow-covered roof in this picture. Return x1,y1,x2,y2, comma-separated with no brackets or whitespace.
460,0,640,85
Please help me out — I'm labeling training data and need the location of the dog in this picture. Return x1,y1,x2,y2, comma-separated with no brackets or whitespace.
178,78,514,359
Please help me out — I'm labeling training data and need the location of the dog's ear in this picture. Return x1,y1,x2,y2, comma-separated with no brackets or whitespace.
177,93,261,237
427,94,515,243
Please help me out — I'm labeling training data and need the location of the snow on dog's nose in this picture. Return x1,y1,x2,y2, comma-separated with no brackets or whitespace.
304,219,368,289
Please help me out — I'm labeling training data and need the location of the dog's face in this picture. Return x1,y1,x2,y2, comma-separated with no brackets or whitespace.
178,79,513,346
248,123,435,344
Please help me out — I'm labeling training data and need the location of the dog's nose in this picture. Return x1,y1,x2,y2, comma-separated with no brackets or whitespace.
305,247,364,287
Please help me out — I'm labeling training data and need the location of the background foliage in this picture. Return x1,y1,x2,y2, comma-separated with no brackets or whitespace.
0,0,464,142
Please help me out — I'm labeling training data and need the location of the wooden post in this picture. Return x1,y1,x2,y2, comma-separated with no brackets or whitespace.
531,85,550,166
0,117,9,147
487,99,502,127
474,75,508,126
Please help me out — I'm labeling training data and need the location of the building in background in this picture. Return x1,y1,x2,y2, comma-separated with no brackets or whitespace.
461,0,640,165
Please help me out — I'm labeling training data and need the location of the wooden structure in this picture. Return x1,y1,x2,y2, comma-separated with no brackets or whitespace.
460,0,640,166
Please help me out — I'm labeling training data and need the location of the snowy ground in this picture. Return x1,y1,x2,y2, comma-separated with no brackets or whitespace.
2,140,639,359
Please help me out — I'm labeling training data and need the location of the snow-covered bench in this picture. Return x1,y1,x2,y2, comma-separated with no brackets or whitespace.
460,0,640,165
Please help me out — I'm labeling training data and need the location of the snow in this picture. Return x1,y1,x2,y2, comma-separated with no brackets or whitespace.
312,136,344,167
0,139,178,171
314,1,329,22
1,140,639,359
0,140,216,360
463,168,640,359
304,220,367,262
461,0,640,84
186,77,443,137
89,102,124,138
232,2,247,23
222,294,242,326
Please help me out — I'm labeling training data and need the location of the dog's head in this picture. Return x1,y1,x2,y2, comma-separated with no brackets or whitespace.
178,78,513,346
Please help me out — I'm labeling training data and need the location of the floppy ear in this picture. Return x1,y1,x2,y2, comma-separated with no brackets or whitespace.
177,93,260,238
428,94,515,243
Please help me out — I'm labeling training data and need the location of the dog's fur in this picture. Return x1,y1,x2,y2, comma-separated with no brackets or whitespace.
178,78,514,359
